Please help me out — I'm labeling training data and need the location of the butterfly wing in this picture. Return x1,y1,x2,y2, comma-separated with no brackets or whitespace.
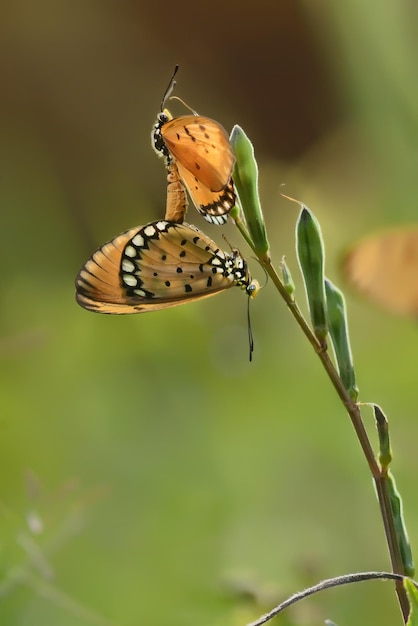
161,115,234,190
75,221,244,314
175,160,235,225
344,227,418,316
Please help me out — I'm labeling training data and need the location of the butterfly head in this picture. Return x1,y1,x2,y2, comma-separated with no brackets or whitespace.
228,249,260,299
247,279,260,299
152,109,173,159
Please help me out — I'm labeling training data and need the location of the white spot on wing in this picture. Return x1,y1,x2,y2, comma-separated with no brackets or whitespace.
132,233,145,246
123,275,137,287
143,226,156,238
124,245,136,258
122,259,135,272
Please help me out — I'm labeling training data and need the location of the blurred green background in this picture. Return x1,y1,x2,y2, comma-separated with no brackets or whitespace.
2,1,418,625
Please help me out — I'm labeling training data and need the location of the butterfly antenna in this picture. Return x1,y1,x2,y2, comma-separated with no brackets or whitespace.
169,95,199,116
161,65,179,112
247,294,254,362
221,233,235,252
251,257,269,289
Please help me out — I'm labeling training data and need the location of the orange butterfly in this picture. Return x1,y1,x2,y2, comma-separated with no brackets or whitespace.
152,67,236,225
75,220,259,314
344,226,418,316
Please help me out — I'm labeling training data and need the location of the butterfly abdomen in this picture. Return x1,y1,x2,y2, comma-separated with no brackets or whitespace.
164,161,188,223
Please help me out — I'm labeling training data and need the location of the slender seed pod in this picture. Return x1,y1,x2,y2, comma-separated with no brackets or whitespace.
372,404,392,469
387,472,415,577
325,278,358,401
280,256,296,300
230,125,270,259
296,206,328,348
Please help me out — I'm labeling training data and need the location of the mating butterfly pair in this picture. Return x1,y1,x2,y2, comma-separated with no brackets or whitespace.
75,68,253,315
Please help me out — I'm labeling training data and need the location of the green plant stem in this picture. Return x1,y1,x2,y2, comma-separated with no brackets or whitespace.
234,216,410,622
247,572,411,626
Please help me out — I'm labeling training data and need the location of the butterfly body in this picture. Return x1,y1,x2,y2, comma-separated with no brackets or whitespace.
76,220,258,314
165,160,188,223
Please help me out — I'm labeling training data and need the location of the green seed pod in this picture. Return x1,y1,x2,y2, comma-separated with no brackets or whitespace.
372,404,392,469
280,257,296,299
230,125,270,259
387,472,415,577
296,206,327,348
325,278,359,401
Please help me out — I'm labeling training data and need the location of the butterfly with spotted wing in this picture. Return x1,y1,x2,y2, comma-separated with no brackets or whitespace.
152,66,236,226
75,220,258,314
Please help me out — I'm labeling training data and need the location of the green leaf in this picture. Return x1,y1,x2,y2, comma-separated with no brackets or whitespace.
405,578,418,626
